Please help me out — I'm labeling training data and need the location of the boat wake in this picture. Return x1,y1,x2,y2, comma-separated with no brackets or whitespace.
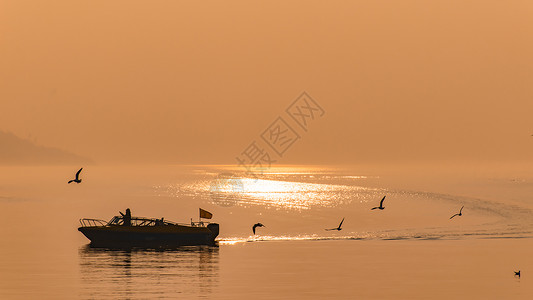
218,227,533,245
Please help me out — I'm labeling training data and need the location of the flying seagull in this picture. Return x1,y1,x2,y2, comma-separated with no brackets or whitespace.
515,270,521,278
449,206,464,219
325,217,344,231
371,196,386,210
252,223,265,235
68,168,83,184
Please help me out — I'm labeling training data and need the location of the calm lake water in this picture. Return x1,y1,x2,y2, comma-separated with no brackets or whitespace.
0,164,532,299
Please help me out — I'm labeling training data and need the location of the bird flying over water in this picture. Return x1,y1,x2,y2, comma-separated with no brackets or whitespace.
515,270,521,278
449,206,464,219
68,168,83,184
371,196,386,210
325,217,344,231
252,223,265,235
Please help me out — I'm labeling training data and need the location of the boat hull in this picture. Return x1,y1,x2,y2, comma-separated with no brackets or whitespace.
78,223,219,247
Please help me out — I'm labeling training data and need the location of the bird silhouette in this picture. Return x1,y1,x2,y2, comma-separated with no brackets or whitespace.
325,217,344,231
252,223,265,234
371,196,386,210
68,168,83,184
449,206,464,219
515,270,521,278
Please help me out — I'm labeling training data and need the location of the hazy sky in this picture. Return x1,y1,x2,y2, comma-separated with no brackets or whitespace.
1,1,532,164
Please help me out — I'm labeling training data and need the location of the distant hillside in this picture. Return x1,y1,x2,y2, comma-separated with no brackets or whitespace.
0,131,93,165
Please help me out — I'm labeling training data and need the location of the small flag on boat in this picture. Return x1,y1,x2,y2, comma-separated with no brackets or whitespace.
199,208,213,219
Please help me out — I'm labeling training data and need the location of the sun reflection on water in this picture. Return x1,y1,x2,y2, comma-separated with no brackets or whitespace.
231,178,374,210
155,170,382,210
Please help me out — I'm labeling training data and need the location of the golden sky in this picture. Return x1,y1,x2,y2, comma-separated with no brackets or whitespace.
1,1,532,164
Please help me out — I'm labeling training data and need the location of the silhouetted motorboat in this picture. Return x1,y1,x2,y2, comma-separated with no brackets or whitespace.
78,213,219,247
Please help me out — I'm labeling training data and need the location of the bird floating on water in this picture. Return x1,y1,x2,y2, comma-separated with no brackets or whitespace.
252,223,265,235
515,270,521,278
371,196,386,210
449,206,464,219
68,168,83,184
325,217,344,231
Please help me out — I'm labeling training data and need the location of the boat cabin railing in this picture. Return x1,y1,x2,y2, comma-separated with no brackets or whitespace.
79,216,213,227
190,221,211,227
79,218,107,227
106,216,173,226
